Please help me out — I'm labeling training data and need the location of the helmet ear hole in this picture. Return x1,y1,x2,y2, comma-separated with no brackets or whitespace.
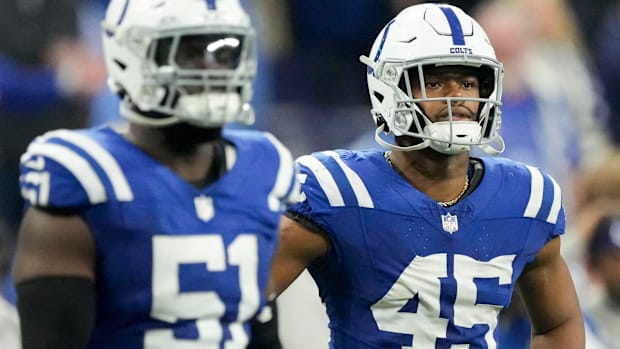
373,91,385,103
482,107,496,138
376,115,390,132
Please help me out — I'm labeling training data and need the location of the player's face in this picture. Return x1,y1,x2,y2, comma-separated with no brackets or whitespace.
411,66,481,122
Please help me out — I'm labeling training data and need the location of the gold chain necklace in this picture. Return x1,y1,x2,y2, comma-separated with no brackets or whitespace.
384,151,469,207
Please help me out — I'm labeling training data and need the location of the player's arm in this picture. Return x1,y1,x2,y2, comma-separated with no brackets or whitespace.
516,236,585,349
267,215,330,296
12,206,96,349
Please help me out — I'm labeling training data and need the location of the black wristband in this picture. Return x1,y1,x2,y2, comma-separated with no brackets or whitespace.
16,276,95,349
247,299,282,349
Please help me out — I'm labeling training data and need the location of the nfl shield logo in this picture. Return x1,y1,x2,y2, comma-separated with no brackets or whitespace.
194,195,214,222
441,213,459,233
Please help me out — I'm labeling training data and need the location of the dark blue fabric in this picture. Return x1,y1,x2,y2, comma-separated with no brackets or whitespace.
0,54,63,115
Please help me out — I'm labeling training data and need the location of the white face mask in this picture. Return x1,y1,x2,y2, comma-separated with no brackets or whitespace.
177,92,243,127
423,121,482,154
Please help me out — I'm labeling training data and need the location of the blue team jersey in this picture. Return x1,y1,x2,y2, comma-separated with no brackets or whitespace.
289,149,565,349
19,126,298,349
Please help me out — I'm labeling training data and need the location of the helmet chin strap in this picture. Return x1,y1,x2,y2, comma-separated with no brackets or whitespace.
120,98,180,127
479,134,505,155
374,124,431,152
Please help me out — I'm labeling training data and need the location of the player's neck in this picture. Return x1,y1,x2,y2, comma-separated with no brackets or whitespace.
124,123,226,187
388,149,470,203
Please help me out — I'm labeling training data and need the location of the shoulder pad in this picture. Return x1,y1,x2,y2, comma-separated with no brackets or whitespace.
521,164,563,225
295,150,374,210
19,129,133,209
263,132,299,211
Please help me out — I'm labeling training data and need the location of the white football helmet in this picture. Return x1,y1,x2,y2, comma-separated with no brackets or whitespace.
360,3,505,155
101,0,256,128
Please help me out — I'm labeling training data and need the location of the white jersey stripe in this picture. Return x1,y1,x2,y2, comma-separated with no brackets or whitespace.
523,165,544,218
265,133,295,211
297,155,345,207
546,176,562,224
323,151,374,208
24,143,107,204
42,130,134,201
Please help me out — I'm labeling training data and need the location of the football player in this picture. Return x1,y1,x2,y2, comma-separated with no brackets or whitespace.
12,0,295,348
268,3,585,348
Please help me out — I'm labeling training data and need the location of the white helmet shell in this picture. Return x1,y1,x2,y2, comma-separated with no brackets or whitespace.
360,3,505,154
101,0,257,127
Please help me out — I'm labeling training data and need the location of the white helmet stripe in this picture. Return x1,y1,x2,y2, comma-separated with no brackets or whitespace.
24,143,107,204
297,155,345,207
323,151,374,208
41,130,134,202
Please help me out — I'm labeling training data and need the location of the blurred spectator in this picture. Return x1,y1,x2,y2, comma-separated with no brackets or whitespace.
573,151,620,299
0,0,106,233
584,214,620,348
572,150,620,348
592,1,620,145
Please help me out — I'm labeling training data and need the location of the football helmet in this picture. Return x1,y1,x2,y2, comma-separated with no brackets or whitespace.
360,3,505,154
101,0,256,127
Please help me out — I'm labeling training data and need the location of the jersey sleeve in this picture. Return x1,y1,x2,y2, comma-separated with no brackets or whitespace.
501,161,567,267
287,150,375,233
19,129,133,211
520,164,566,240
262,132,299,212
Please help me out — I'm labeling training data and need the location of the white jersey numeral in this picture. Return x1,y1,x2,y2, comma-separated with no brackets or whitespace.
145,234,259,349
371,253,515,349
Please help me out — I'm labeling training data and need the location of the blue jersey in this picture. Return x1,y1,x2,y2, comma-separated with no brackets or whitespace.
19,126,298,349
289,149,565,349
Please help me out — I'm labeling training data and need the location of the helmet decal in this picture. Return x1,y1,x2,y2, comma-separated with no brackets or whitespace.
439,6,465,45
104,0,129,37
206,0,216,10
371,19,397,68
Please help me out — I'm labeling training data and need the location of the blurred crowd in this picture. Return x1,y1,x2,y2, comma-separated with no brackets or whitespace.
1,0,619,348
